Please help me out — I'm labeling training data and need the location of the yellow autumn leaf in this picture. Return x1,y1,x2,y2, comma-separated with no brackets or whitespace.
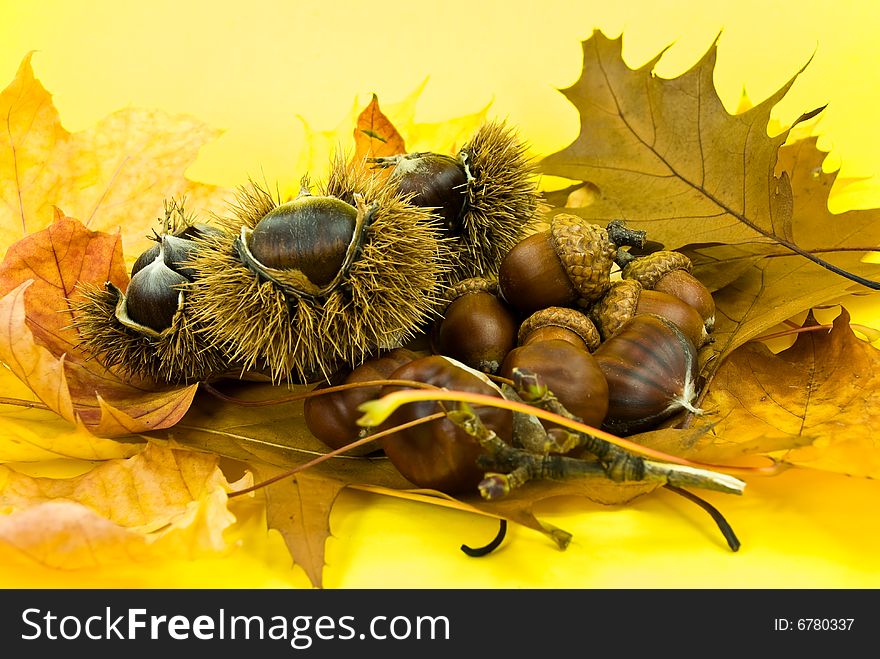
0,53,233,264
0,444,248,572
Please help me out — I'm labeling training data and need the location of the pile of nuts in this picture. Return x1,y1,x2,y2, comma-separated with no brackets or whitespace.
72,120,717,497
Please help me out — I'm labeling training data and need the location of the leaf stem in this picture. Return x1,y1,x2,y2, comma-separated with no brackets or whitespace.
460,520,508,557
358,388,780,477
664,484,741,552
202,378,441,407
227,411,446,497
0,396,50,410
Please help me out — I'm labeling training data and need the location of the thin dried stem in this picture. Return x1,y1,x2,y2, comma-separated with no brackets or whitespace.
228,411,446,497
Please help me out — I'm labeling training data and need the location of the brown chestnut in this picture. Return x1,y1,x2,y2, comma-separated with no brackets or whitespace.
247,191,359,289
379,355,513,494
303,347,419,451
592,314,701,435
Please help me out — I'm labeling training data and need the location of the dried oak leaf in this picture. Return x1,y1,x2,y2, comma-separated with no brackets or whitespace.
0,443,244,569
686,135,880,367
351,94,407,164
682,308,880,478
0,213,197,437
0,52,233,262
539,30,813,247
538,30,880,371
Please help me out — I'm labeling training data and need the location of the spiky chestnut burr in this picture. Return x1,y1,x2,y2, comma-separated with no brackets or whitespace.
71,202,230,384
369,120,543,281
183,157,456,384
431,277,519,374
592,314,702,436
498,213,647,316
589,278,709,348
616,249,716,332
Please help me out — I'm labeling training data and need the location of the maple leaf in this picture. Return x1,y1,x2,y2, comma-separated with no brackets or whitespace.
0,53,233,263
0,213,197,436
0,444,245,570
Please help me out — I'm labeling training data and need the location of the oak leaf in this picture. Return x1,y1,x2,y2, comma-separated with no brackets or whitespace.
685,135,880,365
538,30,880,374
154,379,661,587
0,53,233,263
689,308,880,478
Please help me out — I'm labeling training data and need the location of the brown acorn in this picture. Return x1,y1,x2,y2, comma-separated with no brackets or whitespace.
516,305,602,352
184,157,455,384
71,200,230,384
498,213,647,315
592,314,702,436
303,347,419,452
617,249,715,331
370,120,543,280
432,277,519,374
589,278,709,348
379,355,513,494
499,307,608,431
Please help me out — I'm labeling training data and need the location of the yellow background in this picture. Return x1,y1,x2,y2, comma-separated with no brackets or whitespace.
1,0,879,588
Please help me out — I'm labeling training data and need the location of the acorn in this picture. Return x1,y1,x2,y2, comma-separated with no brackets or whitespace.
589,278,709,348
498,213,647,316
303,347,420,453
616,249,715,332
592,314,702,436
499,307,608,431
516,305,601,352
378,355,513,494
432,277,518,374
184,157,455,384
71,201,230,383
370,120,543,280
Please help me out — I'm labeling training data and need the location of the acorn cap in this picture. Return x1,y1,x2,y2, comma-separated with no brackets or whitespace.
589,279,642,342
549,214,617,305
518,306,601,352
622,250,693,289
442,276,498,309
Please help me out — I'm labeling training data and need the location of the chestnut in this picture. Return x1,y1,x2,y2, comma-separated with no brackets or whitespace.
303,347,419,452
592,314,701,435
378,355,513,494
